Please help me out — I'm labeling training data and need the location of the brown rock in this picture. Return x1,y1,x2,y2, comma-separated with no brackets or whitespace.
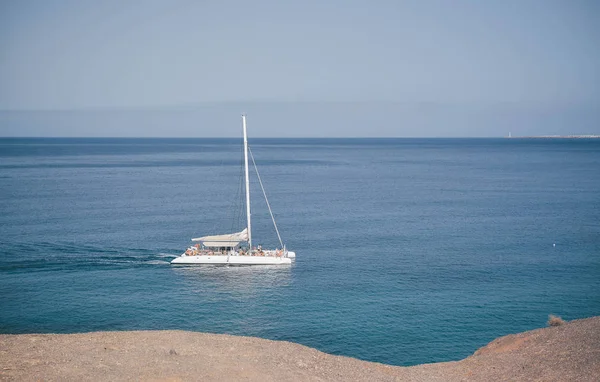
1,316,598,381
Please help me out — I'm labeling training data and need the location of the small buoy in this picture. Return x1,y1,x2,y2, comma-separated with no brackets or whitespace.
553,243,556,247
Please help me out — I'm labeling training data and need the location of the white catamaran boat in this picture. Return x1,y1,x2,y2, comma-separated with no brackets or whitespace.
171,115,295,265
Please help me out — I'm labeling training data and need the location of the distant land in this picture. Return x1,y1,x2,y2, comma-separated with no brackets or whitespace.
506,135,600,139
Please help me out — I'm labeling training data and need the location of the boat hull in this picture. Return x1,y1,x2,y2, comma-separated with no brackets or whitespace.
171,255,292,265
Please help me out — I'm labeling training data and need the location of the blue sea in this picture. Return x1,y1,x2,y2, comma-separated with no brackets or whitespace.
0,137,599,366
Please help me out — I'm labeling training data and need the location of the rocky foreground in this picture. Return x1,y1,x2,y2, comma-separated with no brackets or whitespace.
1,316,598,381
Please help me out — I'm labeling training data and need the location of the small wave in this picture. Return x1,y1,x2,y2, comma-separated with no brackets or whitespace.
156,253,179,258
145,260,171,265
0,242,182,272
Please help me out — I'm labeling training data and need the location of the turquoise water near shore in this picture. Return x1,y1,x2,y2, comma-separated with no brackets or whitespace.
0,138,599,366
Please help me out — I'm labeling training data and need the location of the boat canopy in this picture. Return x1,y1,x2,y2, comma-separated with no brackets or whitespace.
192,228,248,247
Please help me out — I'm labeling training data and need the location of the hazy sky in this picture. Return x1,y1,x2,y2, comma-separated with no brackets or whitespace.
1,0,599,136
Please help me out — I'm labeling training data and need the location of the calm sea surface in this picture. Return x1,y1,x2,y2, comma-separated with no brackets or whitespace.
1,138,599,366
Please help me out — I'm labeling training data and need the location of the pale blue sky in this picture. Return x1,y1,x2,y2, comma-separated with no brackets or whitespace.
0,0,598,136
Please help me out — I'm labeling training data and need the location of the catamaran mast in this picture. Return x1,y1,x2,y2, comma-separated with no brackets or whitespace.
242,114,252,252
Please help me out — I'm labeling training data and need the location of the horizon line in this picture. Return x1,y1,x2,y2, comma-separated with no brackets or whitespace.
2,136,599,140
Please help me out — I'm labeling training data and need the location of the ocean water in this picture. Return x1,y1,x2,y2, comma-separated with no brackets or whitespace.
0,137,599,366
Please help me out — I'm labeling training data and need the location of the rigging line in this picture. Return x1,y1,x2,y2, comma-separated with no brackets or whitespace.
229,139,245,234
248,146,284,249
226,158,237,232
237,138,246,229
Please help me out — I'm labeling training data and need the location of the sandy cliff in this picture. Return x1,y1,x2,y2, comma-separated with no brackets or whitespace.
1,316,598,381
